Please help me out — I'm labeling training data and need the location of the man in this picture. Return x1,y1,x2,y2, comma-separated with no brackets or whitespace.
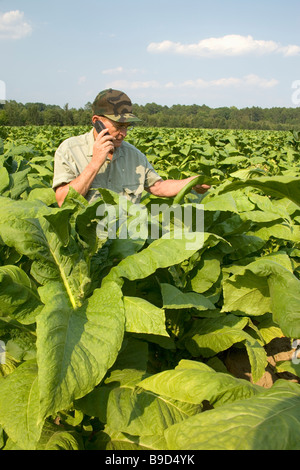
53,89,210,206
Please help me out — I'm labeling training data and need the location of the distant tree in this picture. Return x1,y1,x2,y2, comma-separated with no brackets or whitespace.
144,103,163,115
4,101,25,126
1,99,300,130
0,109,8,125
63,103,74,126
43,107,64,126
24,104,44,125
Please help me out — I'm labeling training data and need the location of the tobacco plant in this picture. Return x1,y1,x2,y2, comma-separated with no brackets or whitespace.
0,127,300,450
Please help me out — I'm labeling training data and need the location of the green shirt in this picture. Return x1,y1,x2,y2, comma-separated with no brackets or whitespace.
52,129,162,203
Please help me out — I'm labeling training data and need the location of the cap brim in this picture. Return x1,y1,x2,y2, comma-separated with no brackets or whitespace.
103,113,142,123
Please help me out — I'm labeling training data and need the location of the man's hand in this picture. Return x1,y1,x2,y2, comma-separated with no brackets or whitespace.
92,128,115,166
148,176,211,198
192,183,211,194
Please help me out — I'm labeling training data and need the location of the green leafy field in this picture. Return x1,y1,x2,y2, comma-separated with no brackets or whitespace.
0,125,300,450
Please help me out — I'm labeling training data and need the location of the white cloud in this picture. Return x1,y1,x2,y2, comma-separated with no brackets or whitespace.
102,67,124,75
107,80,160,90
107,75,278,91
279,44,300,57
0,10,32,40
102,67,145,76
78,76,87,85
147,34,300,57
242,74,279,88
181,75,279,89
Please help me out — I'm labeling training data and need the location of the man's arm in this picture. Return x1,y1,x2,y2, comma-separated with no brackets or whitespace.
55,162,103,206
55,129,114,207
147,176,210,198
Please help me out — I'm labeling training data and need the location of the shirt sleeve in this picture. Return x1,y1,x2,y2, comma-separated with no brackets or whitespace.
143,158,163,189
52,142,78,189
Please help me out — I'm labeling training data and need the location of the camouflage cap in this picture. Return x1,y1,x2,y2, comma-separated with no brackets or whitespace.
92,88,141,123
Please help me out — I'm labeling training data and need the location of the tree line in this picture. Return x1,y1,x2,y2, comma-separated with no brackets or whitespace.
0,100,300,130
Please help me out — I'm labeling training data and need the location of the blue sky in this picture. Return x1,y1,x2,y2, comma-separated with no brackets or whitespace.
0,0,299,109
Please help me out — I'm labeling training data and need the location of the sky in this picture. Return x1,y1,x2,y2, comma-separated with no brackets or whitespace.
0,0,300,110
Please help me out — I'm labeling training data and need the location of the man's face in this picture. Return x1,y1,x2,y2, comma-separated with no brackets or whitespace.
98,117,131,148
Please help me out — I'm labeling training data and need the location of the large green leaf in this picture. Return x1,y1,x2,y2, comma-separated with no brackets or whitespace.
62,186,104,254
0,166,10,194
27,187,57,205
225,234,266,259
165,381,300,450
86,367,200,450
32,217,91,305
248,223,300,243
222,256,300,337
276,360,300,379
75,338,149,422
0,265,43,324
188,251,222,294
123,296,169,337
0,197,90,308
202,192,239,213
219,174,300,207
9,167,31,199
160,283,215,311
222,270,271,316
0,360,42,450
268,265,300,338
43,429,84,450
105,232,224,285
91,426,167,450
138,359,260,408
36,280,125,421
183,315,267,382
183,314,249,357
0,194,50,220
107,374,200,437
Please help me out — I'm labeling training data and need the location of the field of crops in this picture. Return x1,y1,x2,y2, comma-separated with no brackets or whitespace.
0,124,300,450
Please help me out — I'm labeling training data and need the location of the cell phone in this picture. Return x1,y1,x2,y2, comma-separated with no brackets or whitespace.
93,120,107,134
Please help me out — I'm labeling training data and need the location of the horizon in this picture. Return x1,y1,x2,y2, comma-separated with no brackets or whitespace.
2,98,300,112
